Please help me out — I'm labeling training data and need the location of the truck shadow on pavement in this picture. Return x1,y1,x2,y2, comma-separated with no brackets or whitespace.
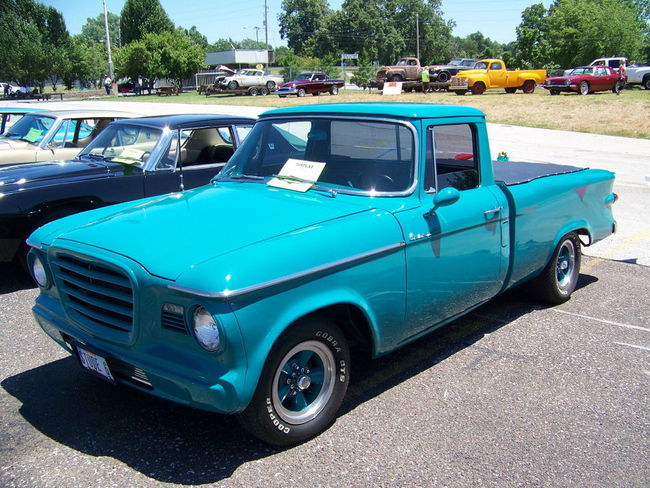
2,274,597,484
0,263,36,294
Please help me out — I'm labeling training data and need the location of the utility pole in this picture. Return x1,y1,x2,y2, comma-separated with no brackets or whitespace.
416,12,420,60
264,0,269,67
102,0,114,82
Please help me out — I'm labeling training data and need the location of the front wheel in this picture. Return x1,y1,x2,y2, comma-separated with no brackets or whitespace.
471,82,485,95
227,80,238,90
550,89,559,96
239,316,350,446
454,89,467,96
531,232,581,305
297,88,306,97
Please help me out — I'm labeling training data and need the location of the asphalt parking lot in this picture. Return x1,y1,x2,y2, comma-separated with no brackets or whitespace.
1,257,648,487
1,100,648,487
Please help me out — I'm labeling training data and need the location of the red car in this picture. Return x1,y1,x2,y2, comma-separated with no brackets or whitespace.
543,66,623,95
276,72,345,97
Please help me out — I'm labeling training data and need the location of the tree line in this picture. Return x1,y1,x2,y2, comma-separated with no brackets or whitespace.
1,0,648,92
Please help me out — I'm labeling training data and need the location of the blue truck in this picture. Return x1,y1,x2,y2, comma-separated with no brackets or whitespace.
27,103,617,445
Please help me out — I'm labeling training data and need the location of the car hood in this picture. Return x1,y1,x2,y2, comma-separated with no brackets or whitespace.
0,158,117,195
0,138,34,150
455,69,486,77
544,76,572,82
35,182,393,281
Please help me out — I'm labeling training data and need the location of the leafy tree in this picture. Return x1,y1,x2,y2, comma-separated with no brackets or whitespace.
120,0,174,44
209,38,240,51
278,0,331,56
181,26,209,50
514,4,554,68
81,12,121,47
547,0,644,67
62,36,105,89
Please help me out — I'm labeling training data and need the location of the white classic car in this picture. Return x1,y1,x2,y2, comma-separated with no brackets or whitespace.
220,68,284,90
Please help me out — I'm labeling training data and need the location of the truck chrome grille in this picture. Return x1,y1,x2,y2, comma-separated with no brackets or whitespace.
52,253,134,334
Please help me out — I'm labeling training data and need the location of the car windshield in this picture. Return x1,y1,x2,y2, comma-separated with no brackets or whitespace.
473,62,488,69
1,114,56,144
216,117,415,195
569,67,594,76
77,124,163,167
294,73,313,81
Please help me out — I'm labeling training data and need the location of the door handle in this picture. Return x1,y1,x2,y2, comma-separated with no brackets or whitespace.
484,206,503,216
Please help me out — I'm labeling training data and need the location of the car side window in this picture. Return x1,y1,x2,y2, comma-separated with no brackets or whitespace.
424,124,479,193
158,128,237,170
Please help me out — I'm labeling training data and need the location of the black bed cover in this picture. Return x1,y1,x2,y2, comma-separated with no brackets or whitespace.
493,160,585,186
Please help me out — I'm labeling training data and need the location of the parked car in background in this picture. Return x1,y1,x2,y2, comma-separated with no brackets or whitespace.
276,72,345,97
449,59,547,95
375,57,425,85
0,114,255,266
27,103,617,446
0,110,139,165
220,68,283,91
428,58,478,83
0,107,44,135
563,57,626,76
543,66,622,95
626,64,650,90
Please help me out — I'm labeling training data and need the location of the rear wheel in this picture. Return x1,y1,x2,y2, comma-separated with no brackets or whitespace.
239,316,350,446
330,85,339,95
579,81,589,95
471,82,485,95
266,81,276,90
643,75,650,90
613,81,622,94
522,80,536,94
531,232,581,305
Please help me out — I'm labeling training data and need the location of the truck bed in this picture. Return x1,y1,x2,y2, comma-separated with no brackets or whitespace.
493,160,585,186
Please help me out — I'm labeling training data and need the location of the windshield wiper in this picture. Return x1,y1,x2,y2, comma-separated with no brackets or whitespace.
269,174,338,197
212,173,265,183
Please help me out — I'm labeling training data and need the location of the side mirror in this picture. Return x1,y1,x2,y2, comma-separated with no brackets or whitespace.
426,187,460,217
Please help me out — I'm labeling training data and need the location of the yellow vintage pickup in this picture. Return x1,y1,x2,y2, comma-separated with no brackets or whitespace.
449,59,547,95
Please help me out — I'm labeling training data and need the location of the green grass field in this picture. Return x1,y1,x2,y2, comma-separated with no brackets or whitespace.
97,87,650,139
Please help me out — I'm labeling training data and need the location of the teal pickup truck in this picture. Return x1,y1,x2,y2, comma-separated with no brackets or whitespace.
28,103,617,445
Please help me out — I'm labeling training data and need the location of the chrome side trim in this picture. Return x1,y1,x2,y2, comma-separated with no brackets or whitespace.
168,241,406,299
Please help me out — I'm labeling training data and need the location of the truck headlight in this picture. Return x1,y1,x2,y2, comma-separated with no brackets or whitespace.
32,255,49,288
192,306,220,352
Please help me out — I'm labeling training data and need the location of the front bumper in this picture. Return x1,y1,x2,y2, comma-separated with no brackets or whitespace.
33,298,246,414
276,87,298,96
542,84,577,92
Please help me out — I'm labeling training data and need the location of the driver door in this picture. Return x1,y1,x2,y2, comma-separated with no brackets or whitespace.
393,122,507,341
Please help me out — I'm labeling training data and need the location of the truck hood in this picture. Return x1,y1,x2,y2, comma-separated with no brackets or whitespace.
455,69,486,77
0,158,118,195
40,183,383,281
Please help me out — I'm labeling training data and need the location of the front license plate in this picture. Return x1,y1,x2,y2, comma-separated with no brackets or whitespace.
76,346,115,383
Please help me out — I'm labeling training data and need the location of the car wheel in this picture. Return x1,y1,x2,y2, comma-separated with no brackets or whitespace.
454,90,467,96
522,80,536,94
227,80,238,90
248,87,259,96
531,232,581,305
550,89,560,96
612,81,622,94
437,71,451,83
297,88,306,97
238,316,350,446
504,87,517,94
259,87,269,96
643,75,650,90
471,82,485,95
266,81,276,90
579,81,589,95
330,86,339,95
389,74,403,82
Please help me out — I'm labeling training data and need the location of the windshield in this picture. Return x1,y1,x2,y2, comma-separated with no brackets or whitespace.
217,117,415,195
2,114,56,143
295,73,312,81
569,67,594,76
77,124,162,167
473,61,488,69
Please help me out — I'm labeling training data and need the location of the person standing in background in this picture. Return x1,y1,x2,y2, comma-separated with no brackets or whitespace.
617,60,627,95
103,75,112,95
421,68,430,94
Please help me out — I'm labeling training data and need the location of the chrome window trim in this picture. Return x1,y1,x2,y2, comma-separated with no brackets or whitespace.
168,241,406,299
252,115,420,197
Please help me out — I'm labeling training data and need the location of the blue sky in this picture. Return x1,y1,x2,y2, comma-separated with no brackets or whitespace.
40,0,550,46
